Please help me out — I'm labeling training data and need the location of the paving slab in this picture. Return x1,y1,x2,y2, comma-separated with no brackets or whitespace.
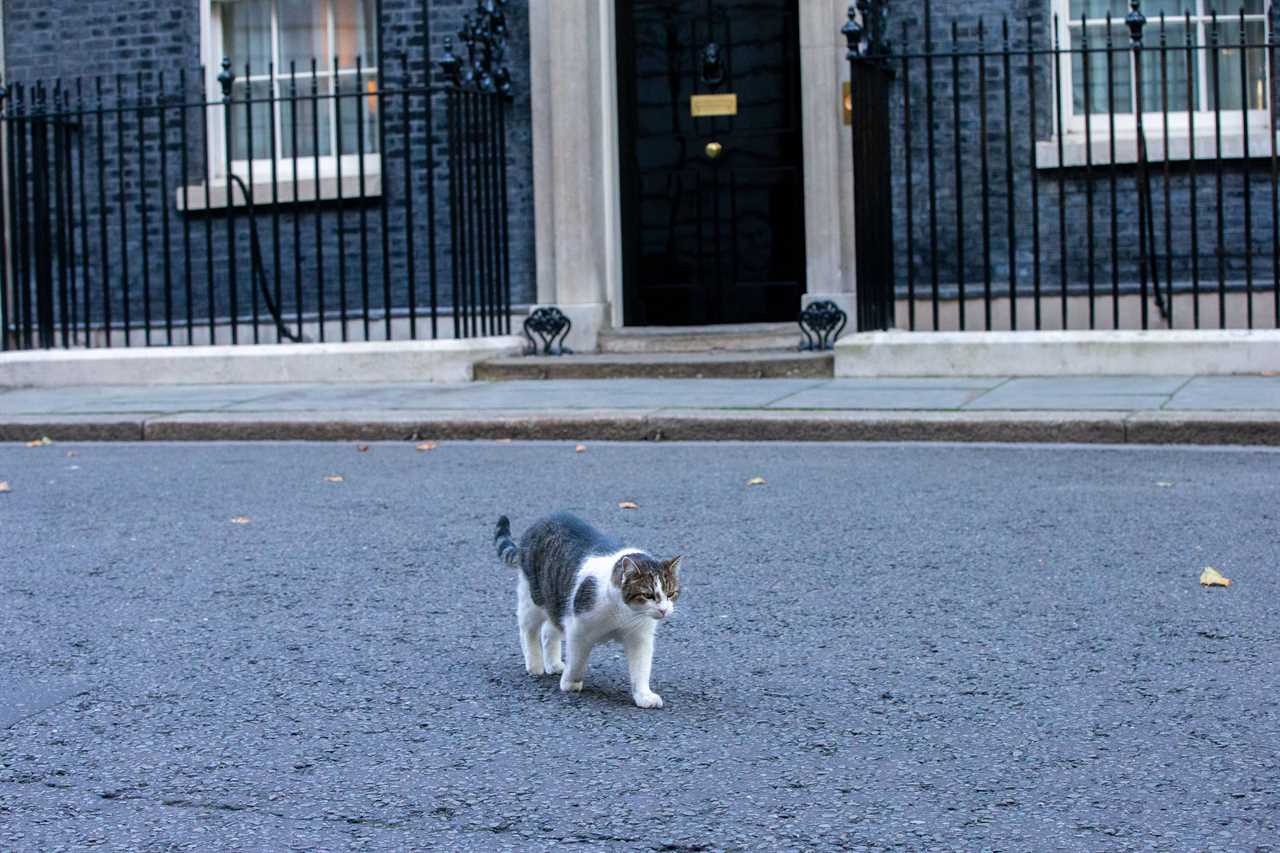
965,376,1190,410
1165,376,1280,410
438,378,827,410
767,386,988,410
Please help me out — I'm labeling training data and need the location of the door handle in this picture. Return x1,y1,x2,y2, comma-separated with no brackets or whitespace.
705,141,723,160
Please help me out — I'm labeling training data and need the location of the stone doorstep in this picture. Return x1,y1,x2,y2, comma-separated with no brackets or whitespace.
598,322,803,354
474,350,834,381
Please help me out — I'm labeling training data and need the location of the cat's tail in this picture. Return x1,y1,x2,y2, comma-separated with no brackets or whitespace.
495,515,521,568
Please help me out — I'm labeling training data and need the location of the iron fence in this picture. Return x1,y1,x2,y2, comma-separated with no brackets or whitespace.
848,0,1279,332
0,31,513,350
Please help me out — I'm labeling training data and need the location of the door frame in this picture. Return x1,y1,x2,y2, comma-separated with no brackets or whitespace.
528,1,853,338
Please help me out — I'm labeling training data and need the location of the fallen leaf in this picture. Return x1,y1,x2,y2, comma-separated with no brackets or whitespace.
25,436,52,448
1199,566,1231,587
230,516,252,525
747,476,767,486
1156,481,1174,488
618,501,639,510
356,445,370,453
575,444,588,453
324,475,345,483
0,481,11,493
416,442,438,452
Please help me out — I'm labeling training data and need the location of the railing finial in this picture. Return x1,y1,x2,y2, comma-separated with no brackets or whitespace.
441,0,512,98
842,4,864,60
439,36,462,88
1125,0,1146,47
217,57,235,100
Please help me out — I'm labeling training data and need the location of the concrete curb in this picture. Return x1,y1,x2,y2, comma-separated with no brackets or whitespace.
2,409,1277,445
836,329,1280,377
0,336,525,388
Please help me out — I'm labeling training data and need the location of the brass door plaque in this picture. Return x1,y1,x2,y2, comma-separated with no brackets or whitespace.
691,93,738,117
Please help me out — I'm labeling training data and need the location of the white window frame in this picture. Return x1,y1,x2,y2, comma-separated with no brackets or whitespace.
1041,0,1276,167
183,0,381,209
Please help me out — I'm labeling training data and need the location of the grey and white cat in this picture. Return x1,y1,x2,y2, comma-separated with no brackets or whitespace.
494,512,682,709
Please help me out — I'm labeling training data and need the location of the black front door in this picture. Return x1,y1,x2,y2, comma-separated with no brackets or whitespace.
617,0,805,326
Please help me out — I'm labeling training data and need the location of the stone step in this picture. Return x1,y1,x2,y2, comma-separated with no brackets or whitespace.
475,349,833,381
598,322,801,354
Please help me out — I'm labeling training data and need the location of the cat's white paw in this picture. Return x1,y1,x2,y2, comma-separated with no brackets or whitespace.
633,690,664,709
559,676,584,693
545,660,566,675
525,661,545,676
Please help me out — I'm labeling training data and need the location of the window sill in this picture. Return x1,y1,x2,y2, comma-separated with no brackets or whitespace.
1036,129,1280,169
176,170,382,213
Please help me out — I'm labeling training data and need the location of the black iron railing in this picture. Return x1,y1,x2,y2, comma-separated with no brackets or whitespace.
0,7,514,350
848,0,1279,332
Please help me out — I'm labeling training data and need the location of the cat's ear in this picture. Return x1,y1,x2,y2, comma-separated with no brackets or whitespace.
664,556,683,575
620,555,640,578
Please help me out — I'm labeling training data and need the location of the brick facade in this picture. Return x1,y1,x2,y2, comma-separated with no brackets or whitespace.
884,0,1280,317
1,0,535,341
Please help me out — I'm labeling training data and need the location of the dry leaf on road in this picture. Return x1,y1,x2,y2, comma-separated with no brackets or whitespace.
575,444,588,453
416,442,438,452
230,516,252,525
1199,566,1231,587
324,475,345,483
356,445,370,453
0,481,11,493
618,501,639,510
747,476,767,486
26,436,52,448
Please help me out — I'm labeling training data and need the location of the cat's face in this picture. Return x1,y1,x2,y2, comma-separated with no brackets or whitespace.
614,555,682,620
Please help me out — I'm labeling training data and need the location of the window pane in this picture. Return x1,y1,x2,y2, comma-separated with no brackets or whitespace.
1138,22,1196,111
1204,0,1266,15
334,0,376,69
1071,25,1133,114
335,71,380,155
1209,22,1269,110
280,75,333,157
229,80,274,161
279,0,328,71
1137,0,1198,16
1068,0,1129,20
222,0,272,75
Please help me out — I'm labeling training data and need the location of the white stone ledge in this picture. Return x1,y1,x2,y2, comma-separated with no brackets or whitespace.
1036,129,1279,169
0,337,523,388
836,329,1280,377
177,170,382,212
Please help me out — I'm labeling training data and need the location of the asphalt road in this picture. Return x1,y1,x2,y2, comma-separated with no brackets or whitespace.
1,441,1277,851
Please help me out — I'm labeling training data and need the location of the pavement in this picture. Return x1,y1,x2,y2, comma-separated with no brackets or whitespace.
3,375,1280,445
1,441,1277,849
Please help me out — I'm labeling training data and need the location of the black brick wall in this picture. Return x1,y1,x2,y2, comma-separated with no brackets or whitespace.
881,0,1280,316
2,0,535,341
